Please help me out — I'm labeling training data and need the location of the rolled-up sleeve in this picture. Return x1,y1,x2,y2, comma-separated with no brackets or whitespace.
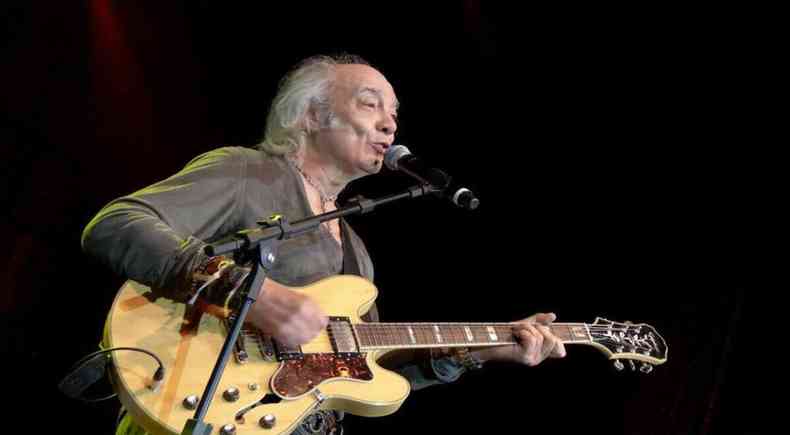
395,354,467,391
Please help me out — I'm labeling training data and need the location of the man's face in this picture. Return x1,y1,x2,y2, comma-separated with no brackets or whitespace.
312,64,399,180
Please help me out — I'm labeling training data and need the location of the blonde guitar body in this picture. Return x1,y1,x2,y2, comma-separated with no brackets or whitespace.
104,275,668,434
103,275,410,435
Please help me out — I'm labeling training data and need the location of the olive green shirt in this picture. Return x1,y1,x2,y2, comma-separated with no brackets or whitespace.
82,146,465,435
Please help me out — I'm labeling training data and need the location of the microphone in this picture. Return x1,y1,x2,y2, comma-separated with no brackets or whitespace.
384,144,479,210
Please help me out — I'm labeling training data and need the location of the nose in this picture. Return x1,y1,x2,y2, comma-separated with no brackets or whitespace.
376,112,397,136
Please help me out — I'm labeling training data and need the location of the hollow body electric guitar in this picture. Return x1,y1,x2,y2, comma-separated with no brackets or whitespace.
104,275,668,435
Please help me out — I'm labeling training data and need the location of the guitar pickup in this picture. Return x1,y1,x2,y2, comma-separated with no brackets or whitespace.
328,316,360,356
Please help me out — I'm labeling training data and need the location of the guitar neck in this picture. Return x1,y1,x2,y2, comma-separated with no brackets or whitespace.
353,322,594,351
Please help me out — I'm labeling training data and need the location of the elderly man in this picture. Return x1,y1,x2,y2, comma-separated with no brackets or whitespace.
83,54,565,435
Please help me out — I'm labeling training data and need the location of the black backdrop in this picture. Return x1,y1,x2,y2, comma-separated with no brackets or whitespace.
1,2,769,434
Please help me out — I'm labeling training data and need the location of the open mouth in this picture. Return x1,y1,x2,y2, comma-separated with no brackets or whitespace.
369,142,389,155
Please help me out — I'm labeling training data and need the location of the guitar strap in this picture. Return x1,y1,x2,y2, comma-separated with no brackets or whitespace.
340,218,378,323
340,218,361,277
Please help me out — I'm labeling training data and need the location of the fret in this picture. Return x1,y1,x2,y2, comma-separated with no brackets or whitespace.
463,326,474,342
467,325,480,343
552,324,572,342
476,325,495,344
454,325,466,344
448,325,460,343
358,325,368,347
393,326,401,345
551,323,591,343
394,324,408,346
381,324,390,346
443,325,468,345
453,325,469,344
473,325,488,343
393,324,403,346
449,325,459,344
371,325,380,347
388,324,396,346
432,325,445,344
417,325,433,345
496,326,515,344
486,325,498,342
365,328,376,346
400,325,414,346
406,326,417,344
361,324,370,347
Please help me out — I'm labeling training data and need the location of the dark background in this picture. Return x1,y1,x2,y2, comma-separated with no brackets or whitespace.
1,2,772,434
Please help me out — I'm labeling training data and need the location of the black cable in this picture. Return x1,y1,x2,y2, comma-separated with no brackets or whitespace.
59,347,165,403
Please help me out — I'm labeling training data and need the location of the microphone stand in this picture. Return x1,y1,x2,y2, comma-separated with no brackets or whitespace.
181,183,437,435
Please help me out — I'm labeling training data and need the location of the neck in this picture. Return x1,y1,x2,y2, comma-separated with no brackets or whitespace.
352,322,594,351
290,146,347,200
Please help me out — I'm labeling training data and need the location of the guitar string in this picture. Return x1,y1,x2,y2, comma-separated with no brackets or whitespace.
353,322,650,328
354,324,651,333
242,323,659,348
238,325,659,356
355,326,645,331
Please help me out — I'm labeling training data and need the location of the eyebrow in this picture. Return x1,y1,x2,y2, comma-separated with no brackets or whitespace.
357,87,400,112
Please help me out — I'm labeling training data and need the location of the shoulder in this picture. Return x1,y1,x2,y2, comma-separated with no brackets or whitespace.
180,146,286,175
184,146,260,166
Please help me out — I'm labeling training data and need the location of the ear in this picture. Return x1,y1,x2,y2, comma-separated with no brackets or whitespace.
304,104,321,134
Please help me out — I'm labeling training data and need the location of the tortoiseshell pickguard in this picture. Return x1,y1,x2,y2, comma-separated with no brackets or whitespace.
272,353,373,398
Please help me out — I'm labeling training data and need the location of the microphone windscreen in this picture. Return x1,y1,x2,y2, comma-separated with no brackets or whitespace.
384,144,411,170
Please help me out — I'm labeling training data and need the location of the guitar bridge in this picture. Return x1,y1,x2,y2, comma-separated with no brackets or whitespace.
223,316,279,362
274,341,304,361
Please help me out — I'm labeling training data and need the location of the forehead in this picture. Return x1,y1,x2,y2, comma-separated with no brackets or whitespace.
333,64,399,108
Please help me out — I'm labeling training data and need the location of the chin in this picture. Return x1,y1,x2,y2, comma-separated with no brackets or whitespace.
359,158,382,175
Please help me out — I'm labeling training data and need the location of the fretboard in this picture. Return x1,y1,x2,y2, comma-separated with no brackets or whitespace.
353,322,593,350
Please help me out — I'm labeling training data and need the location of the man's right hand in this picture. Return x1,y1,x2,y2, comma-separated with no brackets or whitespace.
248,280,329,347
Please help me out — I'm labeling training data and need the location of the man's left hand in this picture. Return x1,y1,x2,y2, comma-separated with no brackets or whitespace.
471,312,567,366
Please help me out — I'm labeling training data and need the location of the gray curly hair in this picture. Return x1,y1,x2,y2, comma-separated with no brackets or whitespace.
258,54,371,156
